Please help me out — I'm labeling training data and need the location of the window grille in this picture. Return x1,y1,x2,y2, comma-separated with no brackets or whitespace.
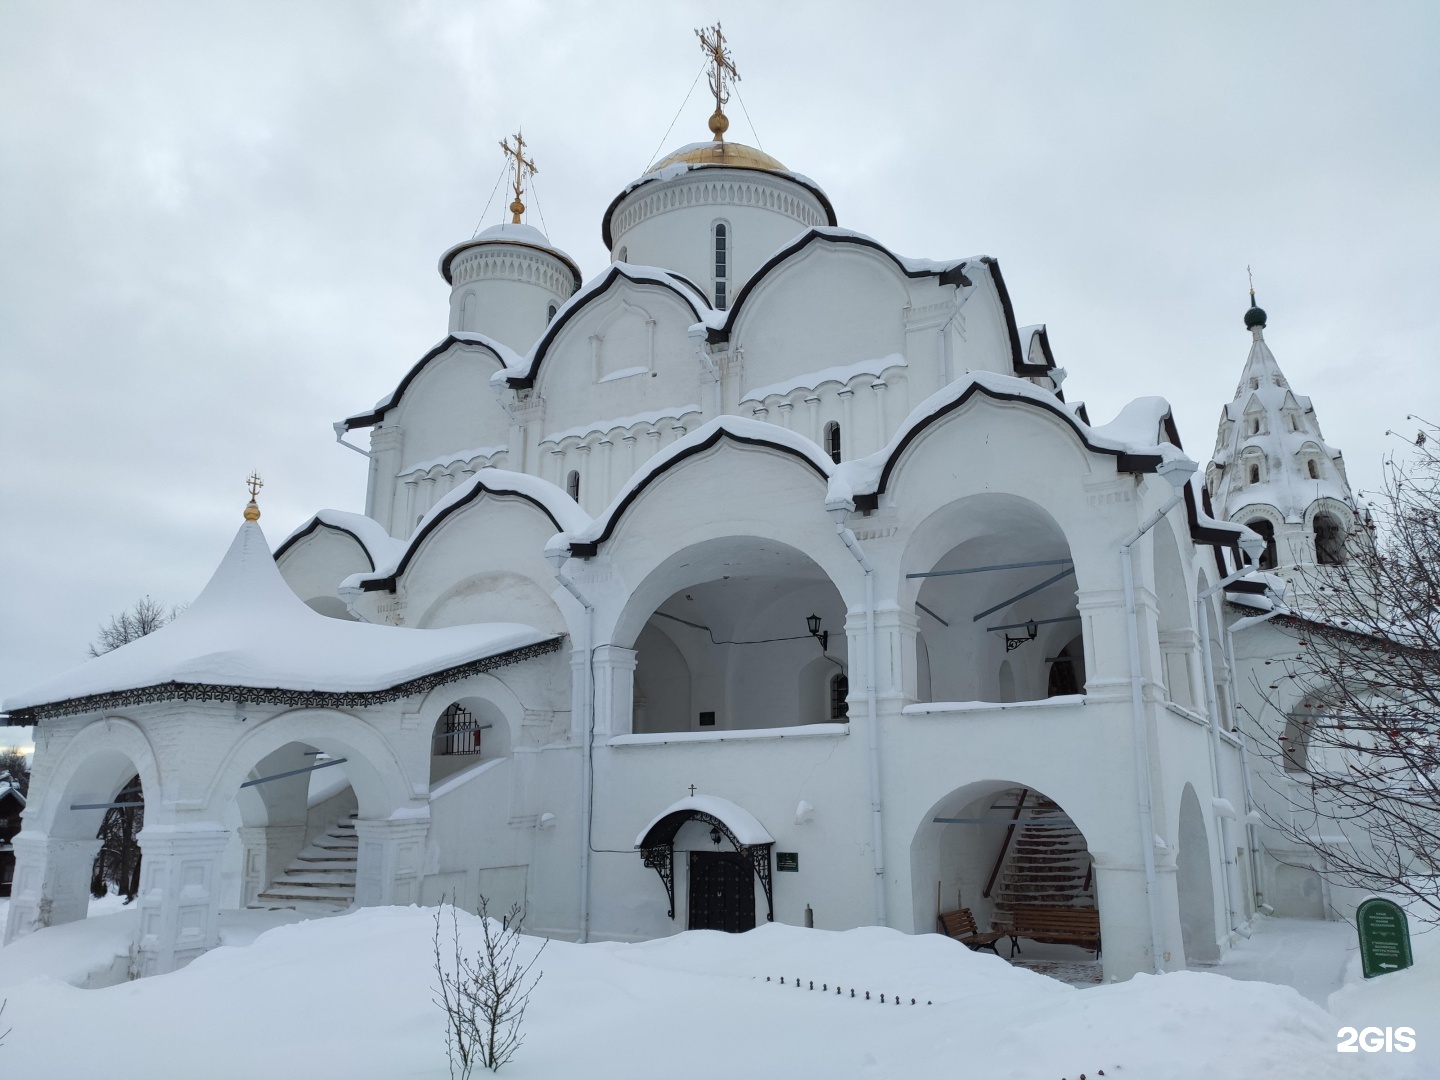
713,223,728,309
566,470,580,500
824,422,841,464
830,673,849,720
436,704,483,756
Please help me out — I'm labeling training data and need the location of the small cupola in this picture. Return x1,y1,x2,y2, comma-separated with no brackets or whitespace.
438,132,582,353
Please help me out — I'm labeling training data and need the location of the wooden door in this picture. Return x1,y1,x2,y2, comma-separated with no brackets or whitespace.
687,850,755,932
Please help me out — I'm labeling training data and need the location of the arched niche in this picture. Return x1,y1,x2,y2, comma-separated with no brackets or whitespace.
1176,783,1219,964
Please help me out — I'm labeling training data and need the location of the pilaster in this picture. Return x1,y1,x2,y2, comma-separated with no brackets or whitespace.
353,817,430,907
2,833,100,944
132,825,230,976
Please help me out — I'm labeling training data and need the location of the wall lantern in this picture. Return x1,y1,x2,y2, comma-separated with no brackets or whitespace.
710,826,723,846
1005,619,1039,652
806,614,828,651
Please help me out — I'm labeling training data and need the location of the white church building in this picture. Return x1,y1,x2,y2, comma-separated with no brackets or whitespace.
4,37,1368,983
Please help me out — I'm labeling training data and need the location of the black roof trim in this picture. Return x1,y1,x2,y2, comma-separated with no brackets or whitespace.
503,265,706,390
1184,482,1244,550
866,381,1163,500
570,426,830,556
345,336,507,431
704,231,974,345
601,164,839,251
979,257,1030,375
9,637,565,724
272,518,377,571
361,479,567,593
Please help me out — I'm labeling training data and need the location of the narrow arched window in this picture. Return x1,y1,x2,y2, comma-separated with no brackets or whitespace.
566,470,580,501
713,223,728,309
1247,417,1261,436
1248,464,1260,484
824,421,841,464
546,302,557,324
830,673,849,720
616,245,627,263
1307,459,1320,479
1244,518,1277,570
1314,512,1345,565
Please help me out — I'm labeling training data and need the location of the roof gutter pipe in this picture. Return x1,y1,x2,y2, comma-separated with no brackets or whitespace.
830,502,886,926
1224,605,1283,912
548,548,595,944
1119,457,1197,974
332,420,373,458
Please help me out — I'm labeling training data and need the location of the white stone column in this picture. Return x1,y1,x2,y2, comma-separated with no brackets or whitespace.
132,825,230,976
592,645,638,738
353,818,430,907
2,833,100,944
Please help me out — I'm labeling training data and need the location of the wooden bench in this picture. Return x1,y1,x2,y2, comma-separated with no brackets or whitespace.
1004,906,1101,958
937,908,1006,955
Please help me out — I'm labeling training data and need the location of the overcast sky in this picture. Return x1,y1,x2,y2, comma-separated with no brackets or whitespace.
2,1,1436,722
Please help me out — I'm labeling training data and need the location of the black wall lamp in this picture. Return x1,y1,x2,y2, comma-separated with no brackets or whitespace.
1005,619,1038,652
806,613,828,651
710,826,723,846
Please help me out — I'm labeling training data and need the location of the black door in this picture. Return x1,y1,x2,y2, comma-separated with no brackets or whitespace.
688,850,756,932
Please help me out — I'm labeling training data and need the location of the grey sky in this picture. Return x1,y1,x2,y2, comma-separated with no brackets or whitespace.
2,1,1436,713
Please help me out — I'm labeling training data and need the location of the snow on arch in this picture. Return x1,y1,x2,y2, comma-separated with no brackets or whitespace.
635,794,775,849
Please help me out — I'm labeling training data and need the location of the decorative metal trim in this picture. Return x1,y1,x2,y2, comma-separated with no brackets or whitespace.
636,808,774,923
13,636,564,725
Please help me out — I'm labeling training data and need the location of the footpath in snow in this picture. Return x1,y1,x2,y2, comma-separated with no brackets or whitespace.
0,905,1433,1079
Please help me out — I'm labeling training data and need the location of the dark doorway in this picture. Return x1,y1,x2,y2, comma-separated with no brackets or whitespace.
688,851,755,932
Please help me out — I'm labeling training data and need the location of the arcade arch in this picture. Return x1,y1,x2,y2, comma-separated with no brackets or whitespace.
903,495,1084,704
620,537,849,735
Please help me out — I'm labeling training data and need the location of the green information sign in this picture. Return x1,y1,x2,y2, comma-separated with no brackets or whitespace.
776,852,799,872
1357,897,1413,979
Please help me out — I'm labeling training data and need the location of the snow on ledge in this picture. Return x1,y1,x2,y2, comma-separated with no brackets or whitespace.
542,404,702,446
609,722,849,748
429,755,506,800
741,354,907,404
902,695,1086,715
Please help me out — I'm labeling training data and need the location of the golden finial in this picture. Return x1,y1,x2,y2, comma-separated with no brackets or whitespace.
499,130,537,224
696,22,739,141
244,472,263,522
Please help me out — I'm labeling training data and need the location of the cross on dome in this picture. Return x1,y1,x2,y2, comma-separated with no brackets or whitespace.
500,130,538,224
696,22,739,141
244,472,263,522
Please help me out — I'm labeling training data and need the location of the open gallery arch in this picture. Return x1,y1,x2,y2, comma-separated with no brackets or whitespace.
621,537,849,734
905,494,1084,704
911,780,1098,955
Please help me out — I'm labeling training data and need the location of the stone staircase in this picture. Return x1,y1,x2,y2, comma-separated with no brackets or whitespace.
248,815,357,912
990,797,1095,924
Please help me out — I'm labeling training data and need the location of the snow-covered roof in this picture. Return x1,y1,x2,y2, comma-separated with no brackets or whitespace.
635,794,775,849
345,468,591,593
437,223,582,289
601,145,838,249
6,521,561,721
491,262,710,389
0,776,24,807
274,509,407,571
343,333,522,431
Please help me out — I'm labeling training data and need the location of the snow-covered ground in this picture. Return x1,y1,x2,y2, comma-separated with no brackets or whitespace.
0,905,1432,1079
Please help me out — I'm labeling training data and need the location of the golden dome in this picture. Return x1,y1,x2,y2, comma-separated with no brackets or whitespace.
647,139,788,176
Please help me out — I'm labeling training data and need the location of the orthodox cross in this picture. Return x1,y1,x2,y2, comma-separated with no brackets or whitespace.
696,22,739,140
1247,264,1255,305
244,472,264,522
499,130,537,224
688,784,697,796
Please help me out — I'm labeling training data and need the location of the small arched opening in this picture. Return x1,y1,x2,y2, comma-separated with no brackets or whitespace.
1314,512,1345,565
1243,518,1277,570
566,470,580,502
429,696,511,784
824,421,841,464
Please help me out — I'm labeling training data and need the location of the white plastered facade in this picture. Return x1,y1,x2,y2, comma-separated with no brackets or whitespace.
9,134,1324,983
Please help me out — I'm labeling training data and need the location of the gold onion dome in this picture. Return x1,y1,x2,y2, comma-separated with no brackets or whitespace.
646,139,788,176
